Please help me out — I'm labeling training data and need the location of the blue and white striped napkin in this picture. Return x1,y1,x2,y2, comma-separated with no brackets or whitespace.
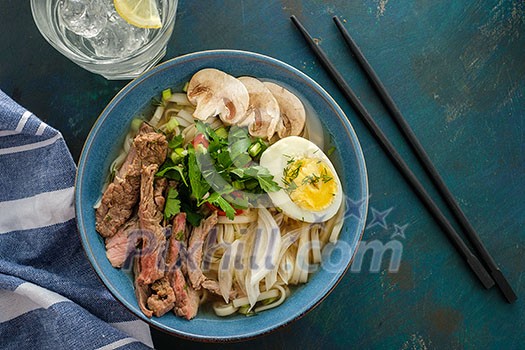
0,89,154,349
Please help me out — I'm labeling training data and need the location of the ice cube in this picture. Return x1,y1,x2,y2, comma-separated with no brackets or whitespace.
88,24,128,57
58,0,107,38
126,25,150,54
88,6,151,58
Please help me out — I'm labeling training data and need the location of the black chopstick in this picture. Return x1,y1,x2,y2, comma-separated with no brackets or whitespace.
290,15,495,290
332,16,517,304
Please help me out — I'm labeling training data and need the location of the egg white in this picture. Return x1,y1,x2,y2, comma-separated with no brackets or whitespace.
260,136,343,223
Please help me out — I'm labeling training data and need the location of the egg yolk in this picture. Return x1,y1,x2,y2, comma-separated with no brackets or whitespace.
283,158,337,212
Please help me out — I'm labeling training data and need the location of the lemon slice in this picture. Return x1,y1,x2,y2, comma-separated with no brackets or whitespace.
114,0,162,29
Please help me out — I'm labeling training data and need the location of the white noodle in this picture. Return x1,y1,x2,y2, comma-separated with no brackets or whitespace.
218,241,239,303
213,301,239,317
217,209,257,224
254,284,288,313
149,105,164,127
223,224,235,243
232,288,280,308
278,249,295,284
329,199,346,243
248,209,281,289
182,124,197,145
310,225,322,263
167,92,192,105
164,106,181,119
177,109,194,126
291,226,309,285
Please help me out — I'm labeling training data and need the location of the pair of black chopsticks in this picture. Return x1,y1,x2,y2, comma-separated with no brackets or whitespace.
290,15,517,303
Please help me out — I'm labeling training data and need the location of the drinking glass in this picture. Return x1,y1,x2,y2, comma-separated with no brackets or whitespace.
31,0,178,80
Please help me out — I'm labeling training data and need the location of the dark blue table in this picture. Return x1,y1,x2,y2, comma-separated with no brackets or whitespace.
1,1,523,348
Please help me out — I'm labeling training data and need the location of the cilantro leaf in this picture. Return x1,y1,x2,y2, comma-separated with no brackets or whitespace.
228,127,251,162
258,175,281,193
230,165,280,193
203,192,235,220
168,134,184,149
230,168,245,178
214,196,235,220
185,210,204,227
156,160,188,186
188,147,211,201
164,187,181,220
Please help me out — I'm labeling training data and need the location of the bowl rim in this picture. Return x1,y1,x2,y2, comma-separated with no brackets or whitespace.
75,49,369,342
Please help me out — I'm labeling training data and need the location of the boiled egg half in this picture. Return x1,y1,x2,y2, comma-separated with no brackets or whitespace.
260,136,343,222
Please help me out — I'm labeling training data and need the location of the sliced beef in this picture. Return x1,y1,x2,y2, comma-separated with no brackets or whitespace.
96,124,168,238
166,213,187,269
153,177,168,212
172,269,200,320
166,212,200,320
133,258,153,318
186,211,218,290
146,277,176,317
201,279,223,296
134,131,169,167
95,147,141,238
105,216,141,268
136,164,168,285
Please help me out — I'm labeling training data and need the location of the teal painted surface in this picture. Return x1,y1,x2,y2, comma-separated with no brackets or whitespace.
0,0,523,348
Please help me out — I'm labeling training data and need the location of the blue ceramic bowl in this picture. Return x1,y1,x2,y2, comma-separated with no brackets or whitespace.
75,50,368,341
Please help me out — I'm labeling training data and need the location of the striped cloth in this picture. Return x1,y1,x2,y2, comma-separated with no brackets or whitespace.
0,90,153,349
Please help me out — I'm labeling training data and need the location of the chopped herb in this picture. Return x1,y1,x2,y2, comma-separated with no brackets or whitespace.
156,120,280,223
232,180,245,190
164,187,181,220
170,147,187,164
233,153,252,168
282,159,303,194
201,192,235,220
238,305,255,316
162,88,172,101
229,129,251,162
130,118,144,132
188,147,211,201
215,126,228,139
164,117,179,133
284,154,296,165
326,146,336,156
258,175,281,193
302,173,320,187
261,296,279,305
248,142,262,157
174,230,185,241
287,163,302,180
282,178,298,194
183,205,204,227
168,134,184,149
320,168,333,183
156,159,188,186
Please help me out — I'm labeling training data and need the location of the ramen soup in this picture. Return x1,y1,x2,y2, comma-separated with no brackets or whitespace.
94,68,345,319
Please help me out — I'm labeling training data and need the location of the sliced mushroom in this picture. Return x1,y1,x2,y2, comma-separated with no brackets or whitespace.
187,68,249,125
263,82,306,138
238,76,281,140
